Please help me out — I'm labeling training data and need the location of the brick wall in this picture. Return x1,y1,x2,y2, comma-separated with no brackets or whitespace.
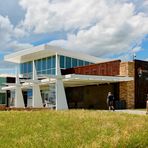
62,60,121,76
119,62,135,109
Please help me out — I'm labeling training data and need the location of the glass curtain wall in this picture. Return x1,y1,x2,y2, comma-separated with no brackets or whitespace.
20,55,93,77
20,55,56,78
60,55,93,69
20,61,33,78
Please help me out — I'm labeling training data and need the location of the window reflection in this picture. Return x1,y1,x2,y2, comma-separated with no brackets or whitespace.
20,55,92,78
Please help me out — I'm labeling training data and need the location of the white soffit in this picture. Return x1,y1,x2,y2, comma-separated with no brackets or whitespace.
63,74,134,87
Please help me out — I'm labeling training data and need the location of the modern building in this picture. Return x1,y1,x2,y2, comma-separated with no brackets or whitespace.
3,44,147,110
0,74,15,106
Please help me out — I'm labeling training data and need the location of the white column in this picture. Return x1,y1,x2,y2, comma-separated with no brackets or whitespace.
55,53,68,110
15,66,24,107
32,61,43,107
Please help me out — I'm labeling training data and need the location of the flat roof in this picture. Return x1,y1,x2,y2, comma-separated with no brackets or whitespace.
5,45,109,64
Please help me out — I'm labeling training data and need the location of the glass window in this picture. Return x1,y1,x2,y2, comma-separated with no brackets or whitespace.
20,64,24,74
37,59,42,71
27,89,32,98
72,58,77,67
0,78,6,85
47,70,52,75
78,60,83,66
0,93,6,104
42,70,46,74
28,61,32,73
37,71,41,75
60,56,65,68
66,57,71,68
24,63,27,73
28,73,32,79
47,57,52,69
52,56,56,68
84,61,89,66
51,69,55,75
42,58,47,70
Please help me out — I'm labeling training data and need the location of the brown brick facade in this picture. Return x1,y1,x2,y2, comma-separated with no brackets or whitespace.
62,60,121,76
119,62,135,109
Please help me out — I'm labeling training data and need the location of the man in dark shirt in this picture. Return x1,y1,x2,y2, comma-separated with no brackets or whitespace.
107,92,115,111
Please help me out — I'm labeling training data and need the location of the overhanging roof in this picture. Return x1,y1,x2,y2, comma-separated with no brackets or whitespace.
2,74,133,90
63,74,134,87
5,45,108,64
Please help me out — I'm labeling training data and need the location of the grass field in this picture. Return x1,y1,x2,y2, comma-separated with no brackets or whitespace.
0,110,148,148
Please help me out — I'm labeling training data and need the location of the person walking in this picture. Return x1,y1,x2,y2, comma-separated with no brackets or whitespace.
146,94,148,114
107,92,115,111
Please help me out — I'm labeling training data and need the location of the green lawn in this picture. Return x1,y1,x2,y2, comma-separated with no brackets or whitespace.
0,110,148,148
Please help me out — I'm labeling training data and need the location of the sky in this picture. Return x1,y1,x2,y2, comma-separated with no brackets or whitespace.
0,0,148,73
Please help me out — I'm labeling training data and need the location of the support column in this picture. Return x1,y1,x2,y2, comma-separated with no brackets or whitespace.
55,53,68,110
15,67,24,107
119,62,135,109
32,61,43,107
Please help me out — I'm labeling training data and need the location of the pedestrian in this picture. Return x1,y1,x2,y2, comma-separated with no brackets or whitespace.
43,98,48,107
107,92,115,111
146,94,148,114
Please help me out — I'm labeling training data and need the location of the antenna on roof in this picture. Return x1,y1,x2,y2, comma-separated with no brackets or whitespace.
133,53,136,60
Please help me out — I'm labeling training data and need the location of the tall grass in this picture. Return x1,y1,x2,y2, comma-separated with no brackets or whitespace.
0,110,148,148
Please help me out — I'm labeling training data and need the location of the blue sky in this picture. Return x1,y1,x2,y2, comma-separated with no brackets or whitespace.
0,0,148,73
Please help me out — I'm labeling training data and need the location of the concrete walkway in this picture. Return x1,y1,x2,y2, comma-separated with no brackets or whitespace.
115,109,147,115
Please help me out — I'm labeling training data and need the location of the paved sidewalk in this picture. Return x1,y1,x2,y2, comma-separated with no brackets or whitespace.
115,109,147,115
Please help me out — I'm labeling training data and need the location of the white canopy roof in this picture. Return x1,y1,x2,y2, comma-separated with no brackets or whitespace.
2,74,133,90
5,45,108,64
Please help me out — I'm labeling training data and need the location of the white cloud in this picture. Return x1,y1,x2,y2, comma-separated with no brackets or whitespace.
0,60,16,70
0,15,33,73
0,15,13,48
132,46,143,53
19,0,148,57
0,15,31,52
19,0,109,33
49,2,148,57
9,41,33,51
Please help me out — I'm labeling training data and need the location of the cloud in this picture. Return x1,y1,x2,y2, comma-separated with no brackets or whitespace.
0,15,31,52
19,0,110,33
0,0,25,26
49,2,148,57
19,0,148,58
0,15,13,49
0,60,16,69
132,46,143,53
9,41,33,51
